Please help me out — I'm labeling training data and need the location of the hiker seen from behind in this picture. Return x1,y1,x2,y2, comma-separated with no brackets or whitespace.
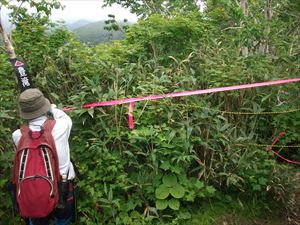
10,88,76,225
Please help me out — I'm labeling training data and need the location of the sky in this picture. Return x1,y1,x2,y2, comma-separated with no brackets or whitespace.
51,0,138,23
1,0,138,30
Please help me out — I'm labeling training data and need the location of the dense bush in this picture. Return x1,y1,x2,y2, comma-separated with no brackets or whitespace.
0,0,299,224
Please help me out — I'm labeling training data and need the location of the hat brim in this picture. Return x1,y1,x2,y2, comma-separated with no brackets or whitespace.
19,98,51,120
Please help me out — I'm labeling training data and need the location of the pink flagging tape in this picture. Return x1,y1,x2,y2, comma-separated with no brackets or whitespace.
128,102,135,129
62,78,300,129
64,78,300,110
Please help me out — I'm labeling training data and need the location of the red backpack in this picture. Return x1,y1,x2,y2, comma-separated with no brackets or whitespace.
12,119,61,218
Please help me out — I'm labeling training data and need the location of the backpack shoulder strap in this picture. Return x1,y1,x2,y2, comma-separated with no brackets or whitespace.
20,123,30,136
42,119,57,151
17,124,31,150
43,119,56,133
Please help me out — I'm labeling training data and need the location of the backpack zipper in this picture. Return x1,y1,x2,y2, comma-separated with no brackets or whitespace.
18,175,54,197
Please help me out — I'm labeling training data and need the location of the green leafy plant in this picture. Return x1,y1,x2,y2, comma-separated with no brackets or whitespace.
155,173,185,210
1,0,299,224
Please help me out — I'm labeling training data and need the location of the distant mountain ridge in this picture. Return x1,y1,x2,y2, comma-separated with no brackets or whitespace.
67,19,92,30
0,19,129,45
72,20,126,44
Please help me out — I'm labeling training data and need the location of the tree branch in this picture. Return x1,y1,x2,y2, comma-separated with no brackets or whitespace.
222,26,242,31
0,6,16,58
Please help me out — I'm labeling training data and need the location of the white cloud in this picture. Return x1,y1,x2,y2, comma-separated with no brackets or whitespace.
1,0,137,30
51,0,138,23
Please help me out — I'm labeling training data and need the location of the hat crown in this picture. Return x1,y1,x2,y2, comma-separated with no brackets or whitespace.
18,88,51,120
19,88,43,102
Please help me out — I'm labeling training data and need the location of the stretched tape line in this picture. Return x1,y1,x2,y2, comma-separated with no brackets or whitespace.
62,78,300,130
64,78,300,110
62,77,300,165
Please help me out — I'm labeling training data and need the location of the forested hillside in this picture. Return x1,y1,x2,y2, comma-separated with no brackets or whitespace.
72,20,125,44
0,0,299,224
67,20,92,30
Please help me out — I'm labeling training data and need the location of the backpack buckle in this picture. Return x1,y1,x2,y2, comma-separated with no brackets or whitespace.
28,128,44,139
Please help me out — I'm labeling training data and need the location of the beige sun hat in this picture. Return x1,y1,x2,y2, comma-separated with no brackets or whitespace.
18,88,51,120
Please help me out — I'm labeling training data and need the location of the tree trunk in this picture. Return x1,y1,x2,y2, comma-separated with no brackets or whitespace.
259,0,273,54
0,13,16,59
240,0,249,56
240,0,249,16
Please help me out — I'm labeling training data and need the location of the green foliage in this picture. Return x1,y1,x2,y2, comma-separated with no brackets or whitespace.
190,196,286,225
102,0,199,18
125,13,210,64
0,51,22,225
0,0,299,224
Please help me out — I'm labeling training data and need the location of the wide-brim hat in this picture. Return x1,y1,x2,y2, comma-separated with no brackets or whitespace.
18,88,51,120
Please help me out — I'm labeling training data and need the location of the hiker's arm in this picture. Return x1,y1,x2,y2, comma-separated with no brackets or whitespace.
51,105,72,133
50,105,74,179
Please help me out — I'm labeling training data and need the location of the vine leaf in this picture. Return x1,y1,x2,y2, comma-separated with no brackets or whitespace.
168,198,180,210
156,199,168,210
162,173,177,187
155,185,170,199
170,183,185,198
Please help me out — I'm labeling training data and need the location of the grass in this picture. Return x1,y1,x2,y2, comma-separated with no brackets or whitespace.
189,196,286,225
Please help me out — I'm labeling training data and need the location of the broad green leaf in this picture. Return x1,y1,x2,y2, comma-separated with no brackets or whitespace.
178,211,192,219
258,177,268,185
162,173,177,187
170,183,185,198
87,109,94,118
168,130,176,143
253,184,261,191
220,123,230,132
155,185,170,199
108,187,113,201
50,92,60,100
186,191,196,201
171,165,181,174
160,161,171,170
168,198,180,210
206,186,216,194
130,211,140,218
156,199,168,210
194,180,204,189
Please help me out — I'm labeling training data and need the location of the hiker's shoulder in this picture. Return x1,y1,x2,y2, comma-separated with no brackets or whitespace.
12,128,21,144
